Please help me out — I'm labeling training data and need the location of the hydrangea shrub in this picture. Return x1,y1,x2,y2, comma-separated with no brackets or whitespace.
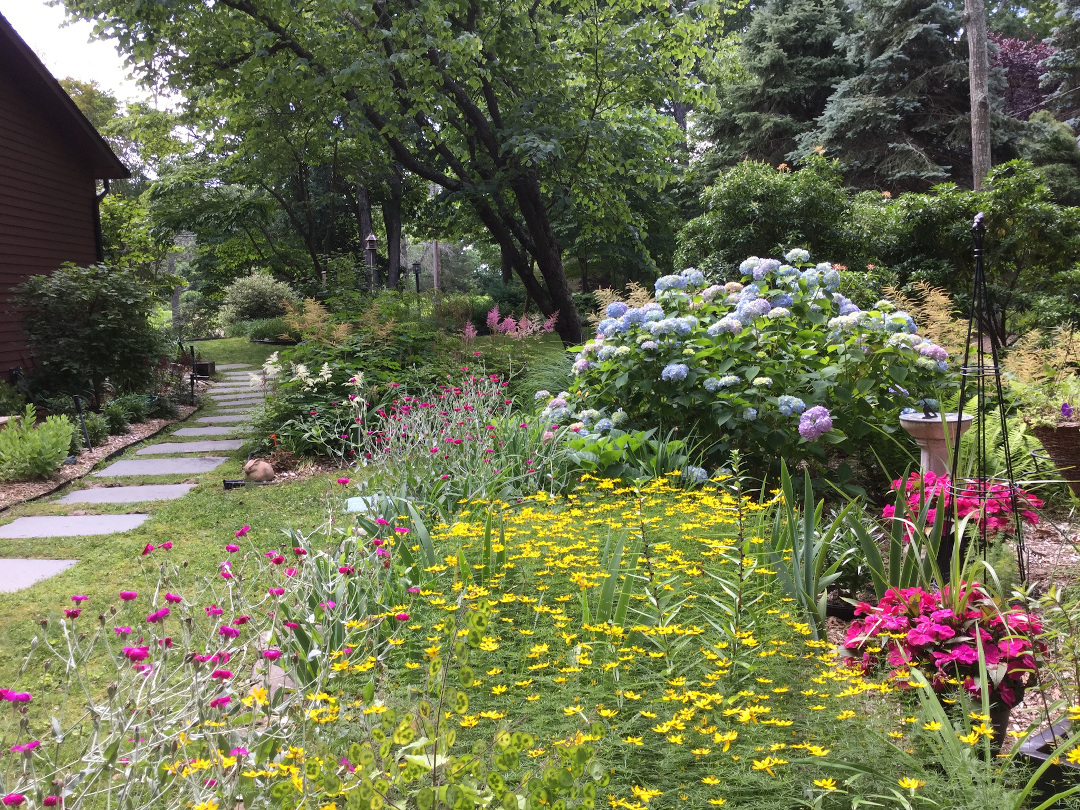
562,252,955,470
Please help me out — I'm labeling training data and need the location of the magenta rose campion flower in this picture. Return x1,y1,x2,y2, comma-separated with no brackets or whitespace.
146,608,169,624
235,526,250,538
119,591,137,601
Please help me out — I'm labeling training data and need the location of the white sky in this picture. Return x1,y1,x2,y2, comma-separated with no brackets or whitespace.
0,0,151,103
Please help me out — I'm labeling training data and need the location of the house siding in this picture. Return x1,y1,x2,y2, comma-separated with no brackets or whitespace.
0,67,100,377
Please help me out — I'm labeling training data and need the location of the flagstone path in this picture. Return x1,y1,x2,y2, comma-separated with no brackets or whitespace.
0,365,263,590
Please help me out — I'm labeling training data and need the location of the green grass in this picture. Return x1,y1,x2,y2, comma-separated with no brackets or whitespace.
193,337,280,367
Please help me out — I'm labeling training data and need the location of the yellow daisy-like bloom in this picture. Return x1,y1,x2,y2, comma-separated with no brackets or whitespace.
193,803,219,810
922,721,942,731
752,757,788,776
813,778,837,791
898,777,926,790
631,785,662,804
1066,748,1080,765
701,776,721,786
707,799,727,806
624,736,644,746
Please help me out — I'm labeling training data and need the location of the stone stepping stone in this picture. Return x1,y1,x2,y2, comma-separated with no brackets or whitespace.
212,384,259,391
0,559,78,592
216,363,252,370
138,440,244,454
173,426,247,437
94,457,227,477
0,514,149,538
209,398,264,407
197,414,250,423
58,484,195,504
215,401,260,410
210,390,264,398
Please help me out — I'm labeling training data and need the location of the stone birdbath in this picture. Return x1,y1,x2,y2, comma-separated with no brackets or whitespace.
899,409,975,475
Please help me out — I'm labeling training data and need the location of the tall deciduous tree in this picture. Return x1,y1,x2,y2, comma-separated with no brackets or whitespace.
1041,0,1080,127
63,0,705,343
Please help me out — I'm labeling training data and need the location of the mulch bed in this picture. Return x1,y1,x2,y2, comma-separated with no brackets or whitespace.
0,406,197,511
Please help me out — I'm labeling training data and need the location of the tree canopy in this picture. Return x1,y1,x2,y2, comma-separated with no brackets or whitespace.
63,0,709,342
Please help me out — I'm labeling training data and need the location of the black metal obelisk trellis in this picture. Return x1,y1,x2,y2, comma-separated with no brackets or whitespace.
944,213,1028,581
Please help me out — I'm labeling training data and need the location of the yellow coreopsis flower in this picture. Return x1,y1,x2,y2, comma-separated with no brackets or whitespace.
898,777,925,790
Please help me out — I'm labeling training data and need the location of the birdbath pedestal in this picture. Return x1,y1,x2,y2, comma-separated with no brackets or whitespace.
899,412,975,476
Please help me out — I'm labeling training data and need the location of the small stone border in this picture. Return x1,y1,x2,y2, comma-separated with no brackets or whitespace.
0,406,198,513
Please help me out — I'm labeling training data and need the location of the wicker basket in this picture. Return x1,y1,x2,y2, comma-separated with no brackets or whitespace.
1032,423,1080,497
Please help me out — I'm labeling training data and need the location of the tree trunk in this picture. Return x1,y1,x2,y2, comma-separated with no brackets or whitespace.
966,0,992,190
383,165,403,289
508,169,583,344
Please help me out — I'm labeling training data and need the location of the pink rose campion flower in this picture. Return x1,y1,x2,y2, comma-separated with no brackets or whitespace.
71,595,87,602
225,544,239,553
268,588,285,596
235,526,250,538
119,591,138,601
146,608,170,624
164,593,182,604
263,650,282,660
218,626,240,639
337,477,350,485
209,696,231,709
10,740,40,753
210,669,233,680
123,646,150,663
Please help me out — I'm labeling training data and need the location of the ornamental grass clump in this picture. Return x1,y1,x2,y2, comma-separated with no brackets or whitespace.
568,251,955,472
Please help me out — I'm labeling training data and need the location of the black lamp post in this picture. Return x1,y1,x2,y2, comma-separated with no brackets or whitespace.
412,260,422,294
364,233,378,290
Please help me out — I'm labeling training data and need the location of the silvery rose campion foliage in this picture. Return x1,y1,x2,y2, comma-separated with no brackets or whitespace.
558,251,954,468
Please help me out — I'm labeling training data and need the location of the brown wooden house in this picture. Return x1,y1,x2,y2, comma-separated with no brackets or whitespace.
0,12,129,380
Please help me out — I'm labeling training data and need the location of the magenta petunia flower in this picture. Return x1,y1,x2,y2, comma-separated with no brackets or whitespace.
119,591,138,601
235,526,250,538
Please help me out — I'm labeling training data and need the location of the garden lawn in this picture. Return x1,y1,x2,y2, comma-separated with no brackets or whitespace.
194,337,280,369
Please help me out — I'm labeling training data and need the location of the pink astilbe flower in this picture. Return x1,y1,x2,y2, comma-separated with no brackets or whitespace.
462,322,478,342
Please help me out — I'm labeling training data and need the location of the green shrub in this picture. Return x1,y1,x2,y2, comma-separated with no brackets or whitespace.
103,401,130,435
0,381,26,415
228,317,298,342
675,155,862,278
83,412,110,446
0,405,75,481
67,422,83,457
112,393,149,423
173,289,221,341
219,274,300,325
14,263,164,410
565,257,955,481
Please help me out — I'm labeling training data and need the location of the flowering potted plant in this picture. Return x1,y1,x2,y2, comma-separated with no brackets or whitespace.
844,584,1045,743
883,471,1042,541
1011,375,1080,497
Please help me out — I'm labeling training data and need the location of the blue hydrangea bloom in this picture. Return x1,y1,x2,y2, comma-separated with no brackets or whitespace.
822,268,841,290
685,465,709,484
597,317,619,336
777,395,807,417
597,346,616,361
718,375,740,388
785,248,810,264
778,264,799,278
703,377,722,392
661,363,689,382
624,307,647,325
742,407,758,422
798,406,833,441
755,259,780,280
594,418,614,432
708,316,742,336
606,301,629,318
680,267,705,286
644,307,664,323
655,274,688,292
767,307,791,319
739,257,762,275
640,340,658,351
771,293,793,307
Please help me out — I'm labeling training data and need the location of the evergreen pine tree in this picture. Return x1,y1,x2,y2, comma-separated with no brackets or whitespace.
1040,0,1080,126
694,0,853,181
795,0,973,190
